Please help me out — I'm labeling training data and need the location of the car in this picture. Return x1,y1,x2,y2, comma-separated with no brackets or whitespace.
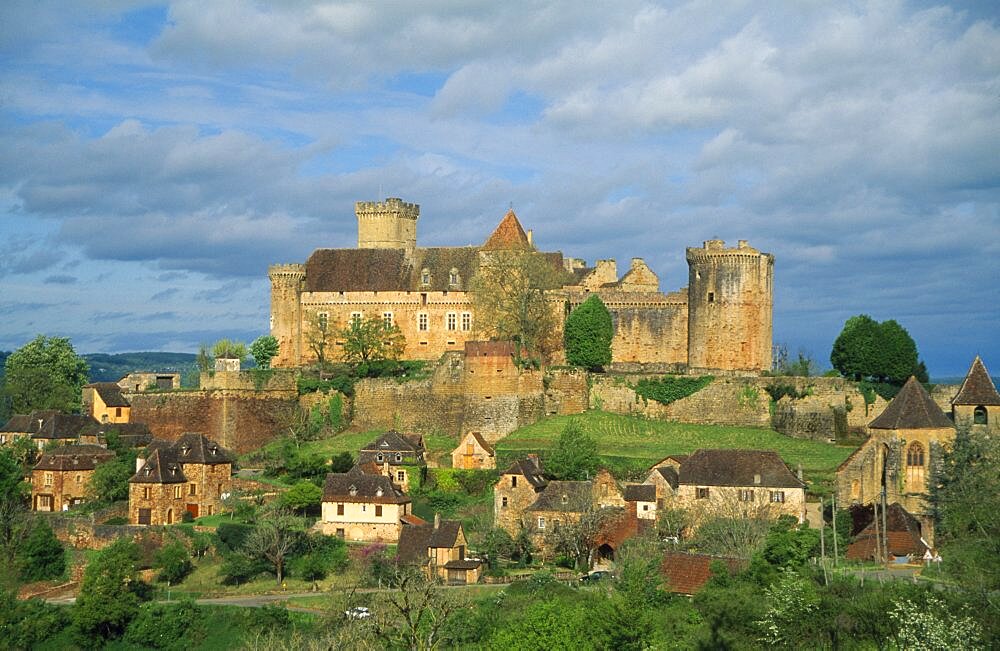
344,606,371,620
579,570,611,583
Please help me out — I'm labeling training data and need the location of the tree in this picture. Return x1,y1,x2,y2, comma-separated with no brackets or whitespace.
305,311,336,368
195,343,212,373
280,481,323,514
0,448,29,585
339,316,405,364
830,315,924,384
545,420,600,481
18,518,65,582
545,507,620,569
469,249,570,361
87,458,134,505
564,295,613,371
3,336,89,413
73,538,148,644
370,565,468,650
330,451,354,473
212,339,246,361
889,595,983,651
479,527,516,570
250,335,280,369
154,539,193,585
242,511,302,584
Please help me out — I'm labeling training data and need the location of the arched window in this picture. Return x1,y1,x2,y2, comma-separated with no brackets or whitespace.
907,442,925,467
850,480,860,500
974,406,988,425
905,442,926,493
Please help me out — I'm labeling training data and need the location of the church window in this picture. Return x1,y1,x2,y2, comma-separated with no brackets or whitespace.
461,312,472,331
318,312,329,331
447,313,457,331
350,312,362,326
906,442,926,492
383,312,393,327
418,313,428,331
907,442,924,467
421,269,430,285
974,406,988,425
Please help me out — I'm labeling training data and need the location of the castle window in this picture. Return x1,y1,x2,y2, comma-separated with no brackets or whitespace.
461,312,472,331
418,313,428,332
974,406,988,425
350,312,362,326
446,313,457,331
383,312,394,328
739,489,754,502
318,312,329,331
708,292,715,303
769,491,785,503
696,487,709,499
421,269,430,285
907,442,925,467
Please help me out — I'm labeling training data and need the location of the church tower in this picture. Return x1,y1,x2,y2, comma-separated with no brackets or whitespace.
355,197,419,255
686,240,773,372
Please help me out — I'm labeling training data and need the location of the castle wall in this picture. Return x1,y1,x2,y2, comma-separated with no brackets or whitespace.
269,264,305,368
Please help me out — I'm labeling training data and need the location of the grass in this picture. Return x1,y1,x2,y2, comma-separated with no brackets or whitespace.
496,410,857,494
166,554,364,598
241,428,459,468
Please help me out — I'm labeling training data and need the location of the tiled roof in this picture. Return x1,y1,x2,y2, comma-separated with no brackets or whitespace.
322,472,409,504
868,377,954,430
501,457,546,488
79,422,153,447
527,480,592,513
3,411,98,439
481,210,531,250
34,444,115,471
400,514,428,527
428,520,462,549
358,430,425,466
348,462,382,475
952,356,1000,407
0,414,34,433
624,484,656,502
129,449,186,484
396,519,466,565
86,382,130,408
661,552,745,594
678,449,804,488
303,246,481,292
846,503,928,560
171,432,235,465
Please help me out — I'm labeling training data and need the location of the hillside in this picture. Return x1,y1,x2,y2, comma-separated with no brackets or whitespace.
83,352,198,383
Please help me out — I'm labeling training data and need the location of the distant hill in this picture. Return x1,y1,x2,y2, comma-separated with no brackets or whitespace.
83,352,199,383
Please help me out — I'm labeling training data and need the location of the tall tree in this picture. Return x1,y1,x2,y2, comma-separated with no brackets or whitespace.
73,538,148,644
305,311,336,368
339,316,405,364
469,250,569,361
564,295,614,371
545,420,600,481
3,336,89,413
830,315,924,384
250,335,280,369
242,511,302,584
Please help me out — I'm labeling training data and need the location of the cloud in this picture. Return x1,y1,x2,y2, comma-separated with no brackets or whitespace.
43,274,77,284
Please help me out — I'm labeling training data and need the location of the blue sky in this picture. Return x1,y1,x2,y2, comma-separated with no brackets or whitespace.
1,1,997,376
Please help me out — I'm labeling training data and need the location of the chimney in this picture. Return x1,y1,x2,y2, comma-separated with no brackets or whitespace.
434,513,440,530
136,457,145,473
527,229,533,246
526,453,539,470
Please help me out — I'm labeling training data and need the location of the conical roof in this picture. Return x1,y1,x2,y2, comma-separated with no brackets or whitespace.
869,377,953,430
952,356,1000,406
481,210,531,250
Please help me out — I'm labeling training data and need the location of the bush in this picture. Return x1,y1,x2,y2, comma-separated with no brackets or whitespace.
454,469,499,496
633,375,713,405
764,383,808,402
564,295,614,371
102,516,128,525
0,590,71,649
154,540,193,585
19,519,66,582
123,599,201,650
219,553,269,585
216,522,254,552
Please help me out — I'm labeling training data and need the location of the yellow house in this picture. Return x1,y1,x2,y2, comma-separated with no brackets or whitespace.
318,470,416,542
451,431,495,469
82,382,131,424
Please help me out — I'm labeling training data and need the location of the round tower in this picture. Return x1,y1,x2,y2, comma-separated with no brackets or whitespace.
355,197,419,255
268,264,306,368
686,239,773,372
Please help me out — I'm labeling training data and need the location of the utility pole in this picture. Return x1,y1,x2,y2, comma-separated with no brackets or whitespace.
873,499,882,564
819,497,828,585
831,492,839,566
881,487,889,563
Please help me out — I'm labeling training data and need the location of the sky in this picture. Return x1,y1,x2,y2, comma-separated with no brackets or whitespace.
0,1,997,377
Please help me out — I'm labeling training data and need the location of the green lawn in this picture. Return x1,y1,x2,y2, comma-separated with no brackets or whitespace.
496,411,856,494
242,429,458,467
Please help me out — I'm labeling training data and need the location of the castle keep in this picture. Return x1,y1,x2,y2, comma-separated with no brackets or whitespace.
269,198,773,372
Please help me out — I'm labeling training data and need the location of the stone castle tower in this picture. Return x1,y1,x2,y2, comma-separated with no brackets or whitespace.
268,264,306,368
686,240,773,371
356,197,419,255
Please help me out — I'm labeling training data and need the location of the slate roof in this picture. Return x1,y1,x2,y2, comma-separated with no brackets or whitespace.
79,422,153,448
846,503,929,561
171,432,235,465
0,414,34,433
501,456,547,488
322,472,409,504
34,444,115,471
624,484,656,502
868,377,954,430
2,411,98,439
358,430,425,466
303,246,481,293
952,356,1000,406
527,480,593,513
678,449,804,488
129,449,186,484
396,519,465,565
661,552,745,595
86,382,130,408
482,210,531,250
652,466,680,489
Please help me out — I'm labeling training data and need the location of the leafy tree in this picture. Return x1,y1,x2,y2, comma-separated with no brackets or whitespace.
330,451,354,473
830,314,925,384
545,507,620,569
469,249,570,360
0,589,72,650
123,598,201,651
370,566,469,650
545,420,600,480
195,343,212,373
305,311,336,368
480,527,516,570
0,448,29,584
18,519,65,582
73,538,149,644
756,568,820,646
242,511,302,584
339,316,405,364
292,533,348,581
218,553,267,585
889,595,983,651
3,336,89,413
154,539,193,585
564,295,614,371
279,480,323,514
87,458,134,505
212,339,246,361
250,335,280,369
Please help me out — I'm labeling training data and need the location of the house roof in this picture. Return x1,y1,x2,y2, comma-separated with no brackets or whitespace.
86,382,130,408
624,484,656,502
481,210,531,250
678,449,804,488
952,356,1000,407
661,552,745,595
846,503,929,560
457,431,494,456
129,449,186,484
348,462,383,475
396,519,465,565
444,559,482,570
358,430,425,466
501,456,547,488
527,480,593,513
650,454,688,469
322,472,409,504
79,422,153,448
0,414,34,433
868,377,954,430
400,514,428,527
2,411,98,439
650,466,680,489
33,444,115,471
171,432,235,465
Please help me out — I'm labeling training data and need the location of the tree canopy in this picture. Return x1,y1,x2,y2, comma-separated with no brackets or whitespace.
830,315,926,384
564,295,614,371
545,420,600,480
212,339,246,361
250,336,280,369
339,316,405,364
3,336,89,413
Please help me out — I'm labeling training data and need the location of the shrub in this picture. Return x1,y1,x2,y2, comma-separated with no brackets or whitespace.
219,553,268,585
123,599,201,650
764,383,807,402
633,375,713,405
19,520,66,582
216,522,254,552
154,540,193,585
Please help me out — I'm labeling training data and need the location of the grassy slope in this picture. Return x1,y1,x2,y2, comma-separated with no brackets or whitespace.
496,410,856,493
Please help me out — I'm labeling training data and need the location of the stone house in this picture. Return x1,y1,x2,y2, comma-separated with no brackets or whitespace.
318,471,416,542
522,469,625,550
493,455,548,535
357,431,426,493
396,513,482,584
672,449,807,525
624,484,658,520
31,444,115,512
117,372,181,392
643,454,687,505
0,411,98,450
128,433,234,525
835,376,955,544
451,431,496,470
951,356,1000,434
82,382,131,424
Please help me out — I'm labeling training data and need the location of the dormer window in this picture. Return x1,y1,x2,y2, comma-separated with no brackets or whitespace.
449,268,459,286
181,445,190,456
349,485,358,497
421,269,430,285
375,487,383,497
376,453,384,463
145,466,152,476
169,467,176,476
754,474,761,485
210,446,218,455
395,453,402,463
380,441,389,448
561,494,568,505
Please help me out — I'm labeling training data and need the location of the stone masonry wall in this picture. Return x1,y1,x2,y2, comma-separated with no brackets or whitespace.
542,368,589,416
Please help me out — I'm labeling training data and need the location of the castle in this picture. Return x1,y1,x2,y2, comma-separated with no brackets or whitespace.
269,198,773,372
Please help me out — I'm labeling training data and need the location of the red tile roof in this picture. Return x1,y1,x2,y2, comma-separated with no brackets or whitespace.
660,552,745,594
481,210,531,250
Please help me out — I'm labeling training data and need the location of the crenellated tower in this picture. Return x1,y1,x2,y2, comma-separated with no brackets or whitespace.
355,197,419,255
268,264,306,368
686,240,773,372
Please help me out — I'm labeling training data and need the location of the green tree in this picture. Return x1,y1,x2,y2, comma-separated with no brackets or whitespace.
3,336,89,413
545,420,599,481
330,451,354,473
242,511,302,584
830,315,924,384
212,339,246,361
279,480,323,514
87,458,134,505
564,295,614,371
0,448,29,585
339,316,405,364
889,595,983,651
154,539,193,585
18,519,65,582
73,538,148,644
195,344,212,372
480,527,516,570
250,335,280,369
123,598,201,651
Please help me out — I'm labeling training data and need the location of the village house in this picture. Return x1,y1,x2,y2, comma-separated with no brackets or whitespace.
128,433,234,525
644,454,687,506
451,431,495,470
520,469,625,551
670,449,807,525
951,356,1000,434
357,430,426,493
493,455,547,535
0,410,98,450
318,470,418,542
624,484,658,521
396,513,482,584
846,502,931,563
82,382,131,424
31,444,115,512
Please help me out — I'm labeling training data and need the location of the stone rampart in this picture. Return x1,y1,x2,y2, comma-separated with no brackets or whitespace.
543,368,589,416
